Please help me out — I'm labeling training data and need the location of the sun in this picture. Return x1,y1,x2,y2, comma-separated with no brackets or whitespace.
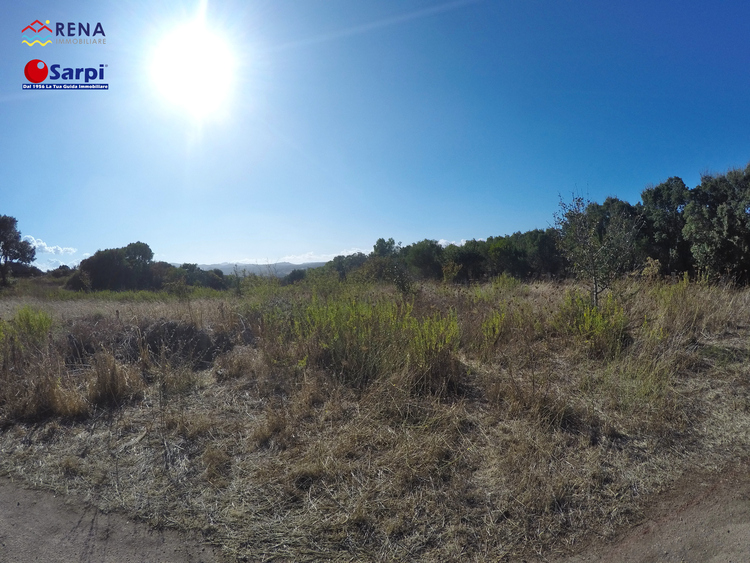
149,19,236,120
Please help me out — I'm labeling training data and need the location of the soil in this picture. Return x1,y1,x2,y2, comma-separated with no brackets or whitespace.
0,477,224,563
552,464,750,563
1,466,749,563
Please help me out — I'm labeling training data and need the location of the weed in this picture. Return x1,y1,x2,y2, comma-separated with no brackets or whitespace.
553,290,629,358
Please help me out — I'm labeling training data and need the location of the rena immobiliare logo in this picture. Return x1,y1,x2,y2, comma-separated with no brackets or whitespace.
22,20,53,47
23,60,109,90
22,19,106,46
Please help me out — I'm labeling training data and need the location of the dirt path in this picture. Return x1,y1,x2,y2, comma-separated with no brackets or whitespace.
0,478,223,563
555,466,750,563
1,468,749,562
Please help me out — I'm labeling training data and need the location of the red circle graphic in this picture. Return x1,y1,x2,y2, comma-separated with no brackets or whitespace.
24,59,48,83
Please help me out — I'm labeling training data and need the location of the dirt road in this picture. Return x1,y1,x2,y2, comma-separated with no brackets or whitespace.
557,467,750,563
0,478,222,563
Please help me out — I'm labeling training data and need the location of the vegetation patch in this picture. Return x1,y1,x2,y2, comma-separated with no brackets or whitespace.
2,277,750,562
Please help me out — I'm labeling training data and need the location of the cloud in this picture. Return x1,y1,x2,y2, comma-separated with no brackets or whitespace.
33,257,80,272
23,236,77,255
437,239,485,247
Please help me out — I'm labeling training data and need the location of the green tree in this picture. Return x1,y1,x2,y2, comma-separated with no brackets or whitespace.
486,237,526,278
328,252,368,280
640,177,692,274
0,215,36,286
71,242,156,291
442,240,487,282
403,239,444,280
555,196,641,307
508,228,564,278
371,237,400,258
683,165,750,281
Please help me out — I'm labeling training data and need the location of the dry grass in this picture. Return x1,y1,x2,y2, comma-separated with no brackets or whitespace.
1,277,750,561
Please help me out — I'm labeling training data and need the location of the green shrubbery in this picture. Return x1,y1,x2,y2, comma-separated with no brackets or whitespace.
553,290,629,358
1,305,53,349
264,294,461,395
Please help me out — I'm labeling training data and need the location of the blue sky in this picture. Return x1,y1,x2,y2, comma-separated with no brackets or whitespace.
3,0,750,270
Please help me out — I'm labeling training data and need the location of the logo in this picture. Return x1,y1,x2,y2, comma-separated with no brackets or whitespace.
24,60,48,83
22,60,109,90
22,20,52,46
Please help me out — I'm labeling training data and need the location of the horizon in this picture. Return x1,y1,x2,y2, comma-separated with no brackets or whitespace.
4,0,750,271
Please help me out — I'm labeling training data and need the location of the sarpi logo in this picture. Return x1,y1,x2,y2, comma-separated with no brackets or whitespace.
22,20,52,46
23,59,108,90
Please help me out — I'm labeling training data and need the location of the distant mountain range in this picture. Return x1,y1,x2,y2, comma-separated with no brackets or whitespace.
172,262,327,277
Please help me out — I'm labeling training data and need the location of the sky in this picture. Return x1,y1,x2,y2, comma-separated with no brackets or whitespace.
3,0,750,271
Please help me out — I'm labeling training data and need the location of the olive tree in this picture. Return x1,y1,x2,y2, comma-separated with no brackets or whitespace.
555,196,641,307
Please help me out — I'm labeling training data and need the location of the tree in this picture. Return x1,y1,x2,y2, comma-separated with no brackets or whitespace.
403,239,444,280
327,252,368,280
509,228,564,278
71,242,156,291
442,240,487,282
682,165,750,281
555,196,641,307
0,215,36,286
486,237,526,278
640,177,692,275
371,237,400,258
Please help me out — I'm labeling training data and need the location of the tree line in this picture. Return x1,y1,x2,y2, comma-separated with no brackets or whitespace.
323,164,750,287
4,163,750,291
63,243,229,291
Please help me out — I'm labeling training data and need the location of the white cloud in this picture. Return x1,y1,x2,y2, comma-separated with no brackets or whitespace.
438,239,484,247
33,257,80,272
23,236,77,255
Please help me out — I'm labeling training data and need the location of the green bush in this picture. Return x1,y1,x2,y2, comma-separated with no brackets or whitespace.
554,291,628,358
265,295,461,395
11,305,53,346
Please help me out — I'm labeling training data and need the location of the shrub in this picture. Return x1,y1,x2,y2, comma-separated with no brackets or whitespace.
265,295,461,395
11,305,53,346
553,291,628,358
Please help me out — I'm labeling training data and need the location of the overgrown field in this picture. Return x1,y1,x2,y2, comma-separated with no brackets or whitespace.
1,276,750,561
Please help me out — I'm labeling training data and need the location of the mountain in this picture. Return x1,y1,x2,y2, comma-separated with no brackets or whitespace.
173,262,327,277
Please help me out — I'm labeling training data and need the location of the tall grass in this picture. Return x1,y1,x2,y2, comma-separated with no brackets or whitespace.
1,276,750,561
264,294,461,395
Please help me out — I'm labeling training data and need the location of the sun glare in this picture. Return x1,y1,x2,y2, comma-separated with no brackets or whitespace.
149,19,236,120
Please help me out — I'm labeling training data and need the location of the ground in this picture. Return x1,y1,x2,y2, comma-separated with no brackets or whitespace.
0,477,223,563
556,463,750,563
2,464,749,562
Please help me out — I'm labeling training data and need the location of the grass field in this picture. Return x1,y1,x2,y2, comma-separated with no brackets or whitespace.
1,274,749,561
